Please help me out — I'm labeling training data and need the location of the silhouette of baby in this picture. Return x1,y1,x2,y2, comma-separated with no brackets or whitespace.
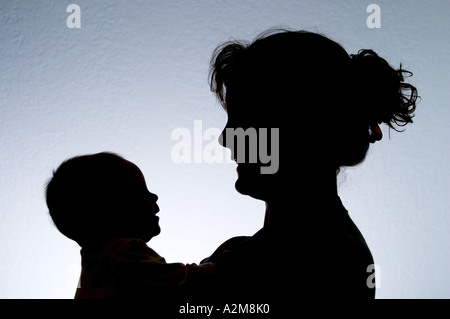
45,152,214,299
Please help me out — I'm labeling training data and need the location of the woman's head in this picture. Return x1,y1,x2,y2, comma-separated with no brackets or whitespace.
210,29,418,200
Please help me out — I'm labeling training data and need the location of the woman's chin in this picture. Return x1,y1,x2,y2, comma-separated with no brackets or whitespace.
235,177,267,201
234,177,248,195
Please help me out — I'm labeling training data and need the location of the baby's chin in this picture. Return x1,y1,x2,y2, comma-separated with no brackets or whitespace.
146,225,161,242
134,220,161,242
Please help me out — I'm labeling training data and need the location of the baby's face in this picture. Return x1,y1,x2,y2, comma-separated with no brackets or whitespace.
123,160,161,242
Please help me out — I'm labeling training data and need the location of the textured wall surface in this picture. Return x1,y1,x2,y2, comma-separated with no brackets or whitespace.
0,1,449,298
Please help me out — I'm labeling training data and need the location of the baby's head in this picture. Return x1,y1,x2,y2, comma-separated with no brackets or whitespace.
46,152,160,247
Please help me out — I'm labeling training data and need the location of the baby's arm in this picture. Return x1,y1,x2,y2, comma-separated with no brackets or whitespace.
109,238,216,298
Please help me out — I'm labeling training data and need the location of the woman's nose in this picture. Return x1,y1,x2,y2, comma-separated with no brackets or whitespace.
219,120,230,148
219,125,237,162
219,128,226,148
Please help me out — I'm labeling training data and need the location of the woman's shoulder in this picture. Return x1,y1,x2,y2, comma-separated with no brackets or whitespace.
200,233,259,264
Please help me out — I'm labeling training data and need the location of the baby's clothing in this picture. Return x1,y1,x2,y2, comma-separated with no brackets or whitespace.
75,237,215,299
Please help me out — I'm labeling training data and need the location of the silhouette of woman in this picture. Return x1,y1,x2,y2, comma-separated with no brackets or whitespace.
202,29,418,301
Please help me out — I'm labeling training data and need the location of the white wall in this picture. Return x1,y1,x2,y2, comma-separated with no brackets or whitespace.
0,0,448,299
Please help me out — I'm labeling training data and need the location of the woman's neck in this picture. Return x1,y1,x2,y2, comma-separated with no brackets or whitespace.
262,168,339,233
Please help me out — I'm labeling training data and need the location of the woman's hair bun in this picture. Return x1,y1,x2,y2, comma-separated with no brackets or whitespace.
350,49,419,131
